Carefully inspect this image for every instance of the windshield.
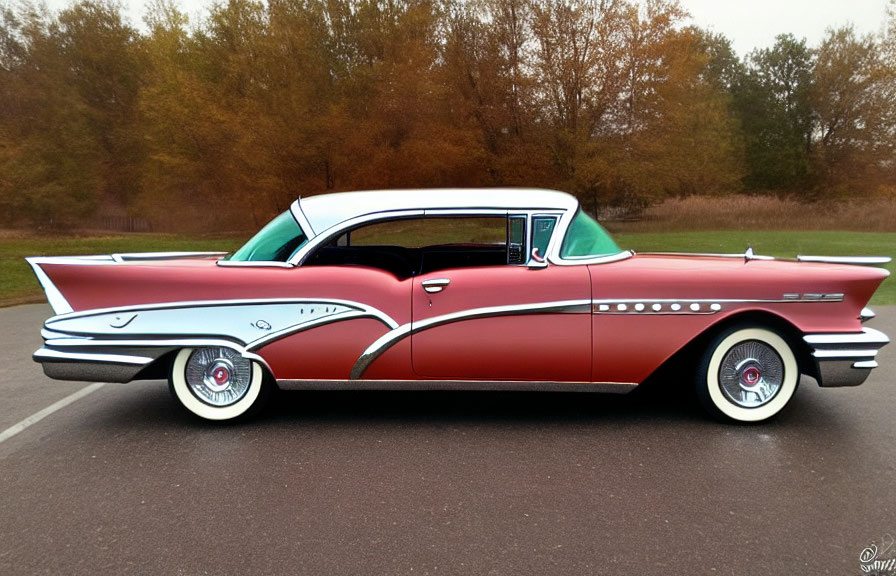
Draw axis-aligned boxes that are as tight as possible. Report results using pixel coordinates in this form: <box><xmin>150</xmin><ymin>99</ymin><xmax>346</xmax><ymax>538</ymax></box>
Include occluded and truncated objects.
<box><xmin>227</xmin><ymin>211</ymin><xmax>308</xmax><ymax>262</ymax></box>
<box><xmin>560</xmin><ymin>210</ymin><xmax>621</xmax><ymax>259</ymax></box>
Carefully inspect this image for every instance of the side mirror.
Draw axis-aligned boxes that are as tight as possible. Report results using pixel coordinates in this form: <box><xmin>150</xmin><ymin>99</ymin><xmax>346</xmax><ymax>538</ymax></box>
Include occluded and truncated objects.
<box><xmin>527</xmin><ymin>248</ymin><xmax>548</xmax><ymax>269</ymax></box>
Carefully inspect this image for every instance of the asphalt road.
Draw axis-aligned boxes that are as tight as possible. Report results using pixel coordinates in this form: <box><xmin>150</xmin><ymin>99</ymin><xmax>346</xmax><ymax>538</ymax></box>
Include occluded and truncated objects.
<box><xmin>1</xmin><ymin>304</ymin><xmax>894</xmax><ymax>576</ymax></box>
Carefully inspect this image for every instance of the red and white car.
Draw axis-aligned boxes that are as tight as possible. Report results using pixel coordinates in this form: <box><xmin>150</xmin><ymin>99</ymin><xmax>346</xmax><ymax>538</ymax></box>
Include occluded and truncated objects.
<box><xmin>28</xmin><ymin>189</ymin><xmax>890</xmax><ymax>422</ymax></box>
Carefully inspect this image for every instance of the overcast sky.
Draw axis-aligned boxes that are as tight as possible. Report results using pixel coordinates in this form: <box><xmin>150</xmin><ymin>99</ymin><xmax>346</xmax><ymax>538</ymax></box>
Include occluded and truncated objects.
<box><xmin>679</xmin><ymin>0</ymin><xmax>890</xmax><ymax>55</ymax></box>
<box><xmin>40</xmin><ymin>0</ymin><xmax>893</xmax><ymax>57</ymax></box>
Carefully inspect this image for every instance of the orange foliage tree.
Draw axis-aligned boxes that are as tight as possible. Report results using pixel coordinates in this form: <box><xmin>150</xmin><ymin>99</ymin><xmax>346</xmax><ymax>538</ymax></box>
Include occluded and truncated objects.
<box><xmin>0</xmin><ymin>0</ymin><xmax>893</xmax><ymax>231</ymax></box>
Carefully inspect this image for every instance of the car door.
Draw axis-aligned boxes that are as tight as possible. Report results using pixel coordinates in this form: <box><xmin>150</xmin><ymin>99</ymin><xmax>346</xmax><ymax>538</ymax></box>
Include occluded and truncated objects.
<box><xmin>411</xmin><ymin>263</ymin><xmax>592</xmax><ymax>381</ymax></box>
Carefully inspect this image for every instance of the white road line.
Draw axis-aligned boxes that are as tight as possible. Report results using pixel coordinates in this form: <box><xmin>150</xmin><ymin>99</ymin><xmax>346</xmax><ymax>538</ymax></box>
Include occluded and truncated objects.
<box><xmin>0</xmin><ymin>382</ymin><xmax>106</xmax><ymax>445</ymax></box>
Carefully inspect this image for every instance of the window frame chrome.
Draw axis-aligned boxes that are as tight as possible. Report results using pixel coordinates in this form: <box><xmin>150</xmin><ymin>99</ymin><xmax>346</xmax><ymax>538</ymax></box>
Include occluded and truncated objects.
<box><xmin>545</xmin><ymin>207</ymin><xmax>632</xmax><ymax>266</ymax></box>
<box><xmin>219</xmin><ymin>193</ymin><xmax>635</xmax><ymax>269</ymax></box>
<box><xmin>289</xmin><ymin>209</ymin><xmax>426</xmax><ymax>266</ymax></box>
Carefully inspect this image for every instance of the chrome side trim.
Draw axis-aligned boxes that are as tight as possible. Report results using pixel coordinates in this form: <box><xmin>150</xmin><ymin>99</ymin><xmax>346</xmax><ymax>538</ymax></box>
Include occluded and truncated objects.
<box><xmin>291</xmin><ymin>198</ymin><xmax>316</xmax><ymax>237</ymax></box>
<box><xmin>45</xmin><ymin>313</ymin><xmax>379</xmax><ymax>354</ymax></box>
<box><xmin>350</xmin><ymin>300</ymin><xmax>591</xmax><ymax>379</ymax></box>
<box><xmin>636</xmin><ymin>251</ymin><xmax>775</xmax><ymax>261</ymax></box>
<box><xmin>424</xmin><ymin>208</ymin><xmax>509</xmax><ymax>216</ymax></box>
<box><xmin>43</xmin><ymin>299</ymin><xmax>400</xmax><ymax>353</ymax></box>
<box><xmin>46</xmin><ymin>297</ymin><xmax>399</xmax><ymax>330</ymax></box>
<box><xmin>111</xmin><ymin>252</ymin><xmax>228</xmax><ymax>262</ymax></box>
<box><xmin>812</xmin><ymin>349</ymin><xmax>879</xmax><ymax>359</ymax></box>
<box><xmin>549</xmin><ymin>250</ymin><xmax>635</xmax><ymax>267</ymax></box>
<box><xmin>277</xmin><ymin>379</ymin><xmax>638</xmax><ymax>393</ymax></box>
<box><xmin>804</xmin><ymin>328</ymin><xmax>890</xmax><ymax>346</ymax></box>
<box><xmin>41</xmin><ymin>328</ymin><xmax>79</xmax><ymax>340</ymax></box>
<box><xmin>594</xmin><ymin>299</ymin><xmax>722</xmax><ymax>315</ymax></box>
<box><xmin>34</xmin><ymin>347</ymin><xmax>153</xmax><ymax>366</ymax></box>
<box><xmin>592</xmin><ymin>295</ymin><xmax>844</xmax><ymax>315</ymax></box>
<box><xmin>414</xmin><ymin>300</ymin><xmax>591</xmax><ymax>332</ymax></box>
<box><xmin>797</xmin><ymin>255</ymin><xmax>892</xmax><ymax>266</ymax></box>
<box><xmin>351</xmin><ymin>325</ymin><xmax>413</xmax><ymax>380</ymax></box>
<box><xmin>801</xmin><ymin>293</ymin><xmax>845</xmax><ymax>301</ymax></box>
<box><xmin>216</xmin><ymin>260</ymin><xmax>294</xmax><ymax>268</ymax></box>
<box><xmin>25</xmin><ymin>258</ymin><xmax>73</xmax><ymax>315</ymax></box>
<box><xmin>45</xmin><ymin>337</ymin><xmax>240</xmax><ymax>349</ymax></box>
<box><xmin>27</xmin><ymin>255</ymin><xmax>115</xmax><ymax>266</ymax></box>
<box><xmin>803</xmin><ymin>327</ymin><xmax>889</xmax><ymax>387</ymax></box>
<box><xmin>246</xmin><ymin>310</ymin><xmax>381</xmax><ymax>351</ymax></box>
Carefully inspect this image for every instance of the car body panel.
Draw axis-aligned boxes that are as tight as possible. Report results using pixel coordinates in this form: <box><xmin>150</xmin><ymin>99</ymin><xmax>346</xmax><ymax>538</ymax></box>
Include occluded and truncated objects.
<box><xmin>411</xmin><ymin>265</ymin><xmax>592</xmax><ymax>380</ymax></box>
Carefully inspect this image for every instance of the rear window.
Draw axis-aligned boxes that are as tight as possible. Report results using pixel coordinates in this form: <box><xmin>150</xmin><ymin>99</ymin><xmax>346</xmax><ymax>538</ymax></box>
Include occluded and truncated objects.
<box><xmin>227</xmin><ymin>211</ymin><xmax>308</xmax><ymax>262</ymax></box>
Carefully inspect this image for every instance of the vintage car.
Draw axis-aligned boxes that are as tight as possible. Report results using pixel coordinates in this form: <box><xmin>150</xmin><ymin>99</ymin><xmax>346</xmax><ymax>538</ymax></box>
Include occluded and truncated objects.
<box><xmin>27</xmin><ymin>188</ymin><xmax>890</xmax><ymax>422</ymax></box>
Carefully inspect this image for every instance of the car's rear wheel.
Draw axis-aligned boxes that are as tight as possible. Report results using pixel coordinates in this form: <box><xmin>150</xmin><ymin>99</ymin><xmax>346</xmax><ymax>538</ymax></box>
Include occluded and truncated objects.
<box><xmin>169</xmin><ymin>347</ymin><xmax>269</xmax><ymax>421</ymax></box>
<box><xmin>696</xmin><ymin>326</ymin><xmax>799</xmax><ymax>422</ymax></box>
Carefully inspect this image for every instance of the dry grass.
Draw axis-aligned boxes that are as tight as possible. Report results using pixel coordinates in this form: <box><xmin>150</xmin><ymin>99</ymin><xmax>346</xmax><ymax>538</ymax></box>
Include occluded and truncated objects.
<box><xmin>605</xmin><ymin>195</ymin><xmax>896</xmax><ymax>233</ymax></box>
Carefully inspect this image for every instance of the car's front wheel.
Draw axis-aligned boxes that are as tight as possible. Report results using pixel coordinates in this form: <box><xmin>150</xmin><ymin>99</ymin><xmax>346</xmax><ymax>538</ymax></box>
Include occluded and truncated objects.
<box><xmin>169</xmin><ymin>347</ymin><xmax>269</xmax><ymax>421</ymax></box>
<box><xmin>696</xmin><ymin>326</ymin><xmax>799</xmax><ymax>422</ymax></box>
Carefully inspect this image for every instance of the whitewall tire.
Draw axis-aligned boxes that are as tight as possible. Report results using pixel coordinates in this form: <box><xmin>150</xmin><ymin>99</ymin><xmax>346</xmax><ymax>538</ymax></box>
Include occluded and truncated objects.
<box><xmin>170</xmin><ymin>347</ymin><xmax>268</xmax><ymax>421</ymax></box>
<box><xmin>696</xmin><ymin>327</ymin><xmax>799</xmax><ymax>422</ymax></box>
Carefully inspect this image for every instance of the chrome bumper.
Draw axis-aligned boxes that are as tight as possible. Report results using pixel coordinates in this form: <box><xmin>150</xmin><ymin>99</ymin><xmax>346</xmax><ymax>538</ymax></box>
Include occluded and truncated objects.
<box><xmin>33</xmin><ymin>332</ymin><xmax>175</xmax><ymax>383</ymax></box>
<box><xmin>804</xmin><ymin>327</ymin><xmax>889</xmax><ymax>387</ymax></box>
<box><xmin>34</xmin><ymin>348</ymin><xmax>155</xmax><ymax>382</ymax></box>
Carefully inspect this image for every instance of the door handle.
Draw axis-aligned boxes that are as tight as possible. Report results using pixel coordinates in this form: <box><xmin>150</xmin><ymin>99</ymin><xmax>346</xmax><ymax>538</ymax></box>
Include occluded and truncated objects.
<box><xmin>421</xmin><ymin>278</ymin><xmax>450</xmax><ymax>294</ymax></box>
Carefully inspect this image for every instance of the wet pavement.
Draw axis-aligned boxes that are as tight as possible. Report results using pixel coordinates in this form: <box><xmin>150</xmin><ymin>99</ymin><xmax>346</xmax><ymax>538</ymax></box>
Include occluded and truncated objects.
<box><xmin>1</xmin><ymin>304</ymin><xmax>894</xmax><ymax>575</ymax></box>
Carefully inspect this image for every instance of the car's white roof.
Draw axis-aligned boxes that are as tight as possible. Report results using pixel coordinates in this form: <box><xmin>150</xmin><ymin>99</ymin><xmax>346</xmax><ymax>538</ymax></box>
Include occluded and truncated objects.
<box><xmin>297</xmin><ymin>188</ymin><xmax>580</xmax><ymax>235</ymax></box>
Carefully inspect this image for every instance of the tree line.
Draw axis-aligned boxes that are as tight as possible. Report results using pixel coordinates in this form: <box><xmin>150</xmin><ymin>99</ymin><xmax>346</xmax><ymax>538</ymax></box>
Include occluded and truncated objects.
<box><xmin>1</xmin><ymin>0</ymin><xmax>895</xmax><ymax>231</ymax></box>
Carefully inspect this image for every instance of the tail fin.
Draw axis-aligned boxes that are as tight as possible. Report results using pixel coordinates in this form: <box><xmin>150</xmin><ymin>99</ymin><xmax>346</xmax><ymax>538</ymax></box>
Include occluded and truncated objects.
<box><xmin>27</xmin><ymin>257</ymin><xmax>81</xmax><ymax>314</ymax></box>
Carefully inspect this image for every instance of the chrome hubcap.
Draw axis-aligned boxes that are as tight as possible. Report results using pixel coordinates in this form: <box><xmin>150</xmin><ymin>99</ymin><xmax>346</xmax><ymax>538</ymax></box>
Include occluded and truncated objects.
<box><xmin>185</xmin><ymin>348</ymin><xmax>252</xmax><ymax>407</ymax></box>
<box><xmin>718</xmin><ymin>340</ymin><xmax>784</xmax><ymax>408</ymax></box>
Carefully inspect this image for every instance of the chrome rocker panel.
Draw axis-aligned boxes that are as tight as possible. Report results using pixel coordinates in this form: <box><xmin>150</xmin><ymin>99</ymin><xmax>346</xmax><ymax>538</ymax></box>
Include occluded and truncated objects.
<box><xmin>803</xmin><ymin>327</ymin><xmax>889</xmax><ymax>387</ymax></box>
<box><xmin>277</xmin><ymin>380</ymin><xmax>637</xmax><ymax>393</ymax></box>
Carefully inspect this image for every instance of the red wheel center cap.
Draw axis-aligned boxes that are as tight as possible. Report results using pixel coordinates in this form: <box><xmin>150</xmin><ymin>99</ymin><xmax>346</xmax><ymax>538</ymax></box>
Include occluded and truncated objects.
<box><xmin>214</xmin><ymin>368</ymin><xmax>230</xmax><ymax>385</ymax></box>
<box><xmin>742</xmin><ymin>367</ymin><xmax>761</xmax><ymax>386</ymax></box>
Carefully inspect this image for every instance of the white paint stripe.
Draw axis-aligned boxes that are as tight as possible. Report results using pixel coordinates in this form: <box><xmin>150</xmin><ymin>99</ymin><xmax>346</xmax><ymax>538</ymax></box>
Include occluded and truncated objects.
<box><xmin>0</xmin><ymin>382</ymin><xmax>106</xmax><ymax>444</ymax></box>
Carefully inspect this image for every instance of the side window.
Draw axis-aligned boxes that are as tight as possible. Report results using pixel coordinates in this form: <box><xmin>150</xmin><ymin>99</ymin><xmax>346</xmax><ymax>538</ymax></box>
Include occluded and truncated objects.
<box><xmin>348</xmin><ymin>217</ymin><xmax>505</xmax><ymax>247</ymax></box>
<box><xmin>305</xmin><ymin>216</ymin><xmax>512</xmax><ymax>277</ymax></box>
<box><xmin>530</xmin><ymin>216</ymin><xmax>557</xmax><ymax>261</ymax></box>
<box><xmin>508</xmin><ymin>216</ymin><xmax>526</xmax><ymax>264</ymax></box>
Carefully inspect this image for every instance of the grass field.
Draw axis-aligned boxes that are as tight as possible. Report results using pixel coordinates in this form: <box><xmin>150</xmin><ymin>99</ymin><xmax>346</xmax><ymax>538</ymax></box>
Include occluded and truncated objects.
<box><xmin>2</xmin><ymin>228</ymin><xmax>892</xmax><ymax>306</ymax></box>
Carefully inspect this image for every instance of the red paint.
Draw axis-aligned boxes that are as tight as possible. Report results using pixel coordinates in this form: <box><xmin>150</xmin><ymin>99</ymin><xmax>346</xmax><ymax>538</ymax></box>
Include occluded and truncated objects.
<box><xmin>36</xmin><ymin>252</ymin><xmax>888</xmax><ymax>386</ymax></box>
<box><xmin>256</xmin><ymin>318</ymin><xmax>390</xmax><ymax>380</ymax></box>
<box><xmin>411</xmin><ymin>265</ymin><xmax>591</xmax><ymax>380</ymax></box>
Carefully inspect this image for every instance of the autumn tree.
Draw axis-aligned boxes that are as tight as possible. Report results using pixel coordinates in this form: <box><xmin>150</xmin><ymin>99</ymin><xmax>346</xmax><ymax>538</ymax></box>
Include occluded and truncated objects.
<box><xmin>438</xmin><ymin>0</ymin><xmax>551</xmax><ymax>185</ymax></box>
<box><xmin>733</xmin><ymin>34</ymin><xmax>814</xmax><ymax>192</ymax></box>
<box><xmin>0</xmin><ymin>1</ymin><xmax>143</xmax><ymax>226</ymax></box>
<box><xmin>6</xmin><ymin>0</ymin><xmax>895</xmax><ymax>232</ymax></box>
<box><xmin>811</xmin><ymin>26</ymin><xmax>895</xmax><ymax>195</ymax></box>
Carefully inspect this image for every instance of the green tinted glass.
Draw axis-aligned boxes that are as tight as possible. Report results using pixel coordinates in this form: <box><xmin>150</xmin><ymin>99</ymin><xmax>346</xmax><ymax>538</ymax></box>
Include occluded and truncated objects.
<box><xmin>509</xmin><ymin>216</ymin><xmax>525</xmax><ymax>245</ymax></box>
<box><xmin>531</xmin><ymin>216</ymin><xmax>557</xmax><ymax>259</ymax></box>
<box><xmin>560</xmin><ymin>210</ymin><xmax>621</xmax><ymax>258</ymax></box>
<box><xmin>228</xmin><ymin>211</ymin><xmax>307</xmax><ymax>262</ymax></box>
